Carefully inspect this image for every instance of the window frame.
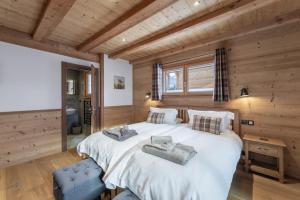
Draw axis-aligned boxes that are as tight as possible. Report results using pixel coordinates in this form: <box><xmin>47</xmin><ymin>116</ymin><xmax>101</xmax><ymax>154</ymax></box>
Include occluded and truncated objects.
<box><xmin>163</xmin><ymin>66</ymin><xmax>185</xmax><ymax>95</ymax></box>
<box><xmin>162</xmin><ymin>61</ymin><xmax>214</xmax><ymax>97</ymax></box>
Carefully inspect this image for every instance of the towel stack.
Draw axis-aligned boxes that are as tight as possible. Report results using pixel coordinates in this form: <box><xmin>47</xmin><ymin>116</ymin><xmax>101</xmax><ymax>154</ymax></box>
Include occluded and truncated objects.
<box><xmin>103</xmin><ymin>125</ymin><xmax>138</xmax><ymax>141</ymax></box>
<box><xmin>142</xmin><ymin>136</ymin><xmax>197</xmax><ymax>165</ymax></box>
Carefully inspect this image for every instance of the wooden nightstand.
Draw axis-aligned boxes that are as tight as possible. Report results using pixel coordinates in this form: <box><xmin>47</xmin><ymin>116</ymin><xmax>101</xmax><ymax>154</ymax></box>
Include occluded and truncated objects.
<box><xmin>243</xmin><ymin>134</ymin><xmax>286</xmax><ymax>183</ymax></box>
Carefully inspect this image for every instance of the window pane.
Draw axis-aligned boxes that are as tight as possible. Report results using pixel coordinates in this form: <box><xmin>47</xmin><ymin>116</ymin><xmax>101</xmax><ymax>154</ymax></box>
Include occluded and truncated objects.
<box><xmin>67</xmin><ymin>80</ymin><xmax>75</xmax><ymax>95</ymax></box>
<box><xmin>164</xmin><ymin>68</ymin><xmax>183</xmax><ymax>93</ymax></box>
<box><xmin>87</xmin><ymin>73</ymin><xmax>92</xmax><ymax>95</ymax></box>
<box><xmin>188</xmin><ymin>64</ymin><xmax>214</xmax><ymax>92</ymax></box>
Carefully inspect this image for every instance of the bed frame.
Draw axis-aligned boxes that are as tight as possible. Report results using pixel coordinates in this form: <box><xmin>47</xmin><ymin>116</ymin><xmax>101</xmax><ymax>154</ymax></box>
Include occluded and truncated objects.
<box><xmin>157</xmin><ymin>105</ymin><xmax>240</xmax><ymax>136</ymax></box>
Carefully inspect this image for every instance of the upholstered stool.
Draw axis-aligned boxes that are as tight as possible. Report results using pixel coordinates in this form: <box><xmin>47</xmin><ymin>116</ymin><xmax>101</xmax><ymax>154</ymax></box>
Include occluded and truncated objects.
<box><xmin>113</xmin><ymin>190</ymin><xmax>140</xmax><ymax>200</ymax></box>
<box><xmin>53</xmin><ymin>158</ymin><xmax>106</xmax><ymax>200</ymax></box>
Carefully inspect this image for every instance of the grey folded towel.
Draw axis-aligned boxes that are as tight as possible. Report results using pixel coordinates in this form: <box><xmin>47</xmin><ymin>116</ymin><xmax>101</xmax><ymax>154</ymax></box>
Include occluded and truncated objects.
<box><xmin>104</xmin><ymin>127</ymin><xmax>122</xmax><ymax>137</ymax></box>
<box><xmin>144</xmin><ymin>143</ymin><xmax>176</xmax><ymax>151</ymax></box>
<box><xmin>103</xmin><ymin>126</ymin><xmax>138</xmax><ymax>141</ymax></box>
<box><xmin>142</xmin><ymin>143</ymin><xmax>197</xmax><ymax>165</ymax></box>
<box><xmin>151</xmin><ymin>136</ymin><xmax>172</xmax><ymax>145</ymax></box>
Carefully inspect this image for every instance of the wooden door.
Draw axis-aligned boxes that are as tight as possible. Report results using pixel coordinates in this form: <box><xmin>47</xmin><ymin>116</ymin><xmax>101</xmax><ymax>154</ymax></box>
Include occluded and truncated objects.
<box><xmin>91</xmin><ymin>65</ymin><xmax>99</xmax><ymax>133</ymax></box>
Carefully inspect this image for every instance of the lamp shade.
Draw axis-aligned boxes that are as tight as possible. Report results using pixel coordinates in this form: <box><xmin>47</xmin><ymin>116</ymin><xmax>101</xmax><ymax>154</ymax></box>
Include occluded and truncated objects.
<box><xmin>240</xmin><ymin>88</ymin><xmax>249</xmax><ymax>97</ymax></box>
<box><xmin>145</xmin><ymin>91</ymin><xmax>151</xmax><ymax>99</ymax></box>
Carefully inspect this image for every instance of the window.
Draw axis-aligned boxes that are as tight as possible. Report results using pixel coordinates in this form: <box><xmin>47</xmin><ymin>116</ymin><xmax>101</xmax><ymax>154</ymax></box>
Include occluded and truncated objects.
<box><xmin>85</xmin><ymin>72</ymin><xmax>92</xmax><ymax>96</ymax></box>
<box><xmin>187</xmin><ymin>64</ymin><xmax>214</xmax><ymax>93</ymax></box>
<box><xmin>164</xmin><ymin>68</ymin><xmax>184</xmax><ymax>93</ymax></box>
<box><xmin>163</xmin><ymin>62</ymin><xmax>214</xmax><ymax>95</ymax></box>
<box><xmin>67</xmin><ymin>80</ymin><xmax>76</xmax><ymax>95</ymax></box>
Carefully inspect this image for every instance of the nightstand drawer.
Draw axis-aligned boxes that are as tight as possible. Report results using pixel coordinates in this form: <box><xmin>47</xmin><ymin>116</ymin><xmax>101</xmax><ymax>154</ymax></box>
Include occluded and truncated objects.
<box><xmin>249</xmin><ymin>143</ymin><xmax>278</xmax><ymax>157</ymax></box>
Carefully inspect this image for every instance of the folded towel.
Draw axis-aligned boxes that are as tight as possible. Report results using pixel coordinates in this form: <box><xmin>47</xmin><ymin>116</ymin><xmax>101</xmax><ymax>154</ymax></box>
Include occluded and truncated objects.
<box><xmin>120</xmin><ymin>126</ymin><xmax>136</xmax><ymax>136</ymax></box>
<box><xmin>142</xmin><ymin>143</ymin><xmax>197</xmax><ymax>165</ymax></box>
<box><xmin>143</xmin><ymin>143</ymin><xmax>176</xmax><ymax>151</ymax></box>
<box><xmin>151</xmin><ymin>136</ymin><xmax>172</xmax><ymax>145</ymax></box>
<box><xmin>103</xmin><ymin>127</ymin><xmax>122</xmax><ymax>137</ymax></box>
<box><xmin>103</xmin><ymin>126</ymin><xmax>138</xmax><ymax>141</ymax></box>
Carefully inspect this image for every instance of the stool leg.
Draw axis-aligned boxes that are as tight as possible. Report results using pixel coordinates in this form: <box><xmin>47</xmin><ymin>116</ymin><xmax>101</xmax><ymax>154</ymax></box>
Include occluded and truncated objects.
<box><xmin>111</xmin><ymin>189</ymin><xmax>117</xmax><ymax>198</ymax></box>
<box><xmin>279</xmin><ymin>148</ymin><xmax>284</xmax><ymax>183</ymax></box>
<box><xmin>99</xmin><ymin>189</ymin><xmax>111</xmax><ymax>200</ymax></box>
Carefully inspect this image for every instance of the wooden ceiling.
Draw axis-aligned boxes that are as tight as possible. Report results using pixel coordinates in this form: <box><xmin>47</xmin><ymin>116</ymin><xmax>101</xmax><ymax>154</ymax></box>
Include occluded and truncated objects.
<box><xmin>1</xmin><ymin>0</ymin><xmax>300</xmax><ymax>63</ymax></box>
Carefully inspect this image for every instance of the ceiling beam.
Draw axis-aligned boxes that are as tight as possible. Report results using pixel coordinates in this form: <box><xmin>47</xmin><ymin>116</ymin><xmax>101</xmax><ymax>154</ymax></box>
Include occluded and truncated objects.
<box><xmin>109</xmin><ymin>0</ymin><xmax>272</xmax><ymax>58</ymax></box>
<box><xmin>130</xmin><ymin>9</ymin><xmax>300</xmax><ymax>65</ymax></box>
<box><xmin>77</xmin><ymin>0</ymin><xmax>177</xmax><ymax>52</ymax></box>
<box><xmin>0</xmin><ymin>26</ymin><xmax>99</xmax><ymax>62</ymax></box>
<box><xmin>33</xmin><ymin>0</ymin><xmax>77</xmax><ymax>41</ymax></box>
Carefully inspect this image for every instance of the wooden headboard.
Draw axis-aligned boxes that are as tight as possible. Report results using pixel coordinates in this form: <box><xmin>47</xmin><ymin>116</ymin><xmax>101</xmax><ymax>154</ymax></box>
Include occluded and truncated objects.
<box><xmin>157</xmin><ymin>105</ymin><xmax>240</xmax><ymax>136</ymax></box>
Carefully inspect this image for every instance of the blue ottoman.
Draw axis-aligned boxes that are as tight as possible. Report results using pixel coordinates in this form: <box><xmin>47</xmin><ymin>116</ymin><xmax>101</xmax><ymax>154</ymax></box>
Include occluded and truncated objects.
<box><xmin>53</xmin><ymin>158</ymin><xmax>106</xmax><ymax>200</ymax></box>
<box><xmin>113</xmin><ymin>190</ymin><xmax>140</xmax><ymax>200</ymax></box>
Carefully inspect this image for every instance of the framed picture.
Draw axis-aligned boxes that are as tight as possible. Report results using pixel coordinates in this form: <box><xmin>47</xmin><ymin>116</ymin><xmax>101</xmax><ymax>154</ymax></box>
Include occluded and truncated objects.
<box><xmin>114</xmin><ymin>76</ymin><xmax>125</xmax><ymax>89</ymax></box>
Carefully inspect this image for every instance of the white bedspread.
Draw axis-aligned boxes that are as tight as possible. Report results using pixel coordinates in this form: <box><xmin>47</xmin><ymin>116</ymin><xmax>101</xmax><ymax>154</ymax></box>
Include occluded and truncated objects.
<box><xmin>77</xmin><ymin>122</ymin><xmax>179</xmax><ymax>173</ymax></box>
<box><xmin>103</xmin><ymin>124</ymin><xmax>242</xmax><ymax>200</ymax></box>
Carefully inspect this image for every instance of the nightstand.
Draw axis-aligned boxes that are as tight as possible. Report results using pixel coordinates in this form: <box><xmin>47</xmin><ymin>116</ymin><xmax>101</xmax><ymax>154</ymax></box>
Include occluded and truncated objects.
<box><xmin>243</xmin><ymin>134</ymin><xmax>286</xmax><ymax>183</ymax></box>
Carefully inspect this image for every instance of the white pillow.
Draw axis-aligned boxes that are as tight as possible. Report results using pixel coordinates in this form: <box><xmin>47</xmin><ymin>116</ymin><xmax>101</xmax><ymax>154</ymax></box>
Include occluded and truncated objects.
<box><xmin>150</xmin><ymin>107</ymin><xmax>178</xmax><ymax>124</ymax></box>
<box><xmin>187</xmin><ymin>109</ymin><xmax>234</xmax><ymax>132</ymax></box>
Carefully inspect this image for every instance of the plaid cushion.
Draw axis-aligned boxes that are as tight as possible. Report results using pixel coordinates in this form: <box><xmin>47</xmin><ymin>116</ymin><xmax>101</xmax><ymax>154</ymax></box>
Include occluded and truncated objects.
<box><xmin>147</xmin><ymin>112</ymin><xmax>165</xmax><ymax>124</ymax></box>
<box><xmin>192</xmin><ymin>115</ymin><xmax>222</xmax><ymax>135</ymax></box>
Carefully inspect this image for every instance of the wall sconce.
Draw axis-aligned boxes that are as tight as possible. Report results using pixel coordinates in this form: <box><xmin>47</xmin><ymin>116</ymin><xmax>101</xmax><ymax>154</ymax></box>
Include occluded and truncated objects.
<box><xmin>240</xmin><ymin>88</ymin><xmax>249</xmax><ymax>97</ymax></box>
<box><xmin>145</xmin><ymin>91</ymin><xmax>151</xmax><ymax>99</ymax></box>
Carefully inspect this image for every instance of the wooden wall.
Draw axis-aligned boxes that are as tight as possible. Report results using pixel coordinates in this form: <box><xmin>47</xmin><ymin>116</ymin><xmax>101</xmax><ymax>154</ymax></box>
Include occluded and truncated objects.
<box><xmin>0</xmin><ymin>105</ymin><xmax>133</xmax><ymax>168</ymax></box>
<box><xmin>133</xmin><ymin>22</ymin><xmax>300</xmax><ymax>179</ymax></box>
<box><xmin>0</xmin><ymin>110</ymin><xmax>62</xmax><ymax>169</ymax></box>
<box><xmin>103</xmin><ymin>106</ymin><xmax>134</xmax><ymax>129</ymax></box>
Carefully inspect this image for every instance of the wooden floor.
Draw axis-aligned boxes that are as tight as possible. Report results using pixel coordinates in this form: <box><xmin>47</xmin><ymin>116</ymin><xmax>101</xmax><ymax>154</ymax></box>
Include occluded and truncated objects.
<box><xmin>0</xmin><ymin>150</ymin><xmax>299</xmax><ymax>200</ymax></box>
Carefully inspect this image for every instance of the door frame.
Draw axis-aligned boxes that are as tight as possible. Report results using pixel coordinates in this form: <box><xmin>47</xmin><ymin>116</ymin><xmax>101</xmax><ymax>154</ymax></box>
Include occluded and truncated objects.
<box><xmin>61</xmin><ymin>62</ymin><xmax>100</xmax><ymax>152</ymax></box>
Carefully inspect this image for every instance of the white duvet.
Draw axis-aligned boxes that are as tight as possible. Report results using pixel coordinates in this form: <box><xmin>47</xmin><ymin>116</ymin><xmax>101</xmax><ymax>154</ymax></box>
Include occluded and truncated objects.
<box><xmin>77</xmin><ymin>122</ymin><xmax>178</xmax><ymax>173</ymax></box>
<box><xmin>103</xmin><ymin>124</ymin><xmax>242</xmax><ymax>200</ymax></box>
<box><xmin>77</xmin><ymin>122</ymin><xmax>242</xmax><ymax>200</ymax></box>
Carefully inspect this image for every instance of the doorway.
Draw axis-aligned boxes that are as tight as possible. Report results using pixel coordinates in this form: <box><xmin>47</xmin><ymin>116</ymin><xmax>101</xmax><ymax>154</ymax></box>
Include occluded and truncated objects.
<box><xmin>61</xmin><ymin>62</ymin><xmax>99</xmax><ymax>151</ymax></box>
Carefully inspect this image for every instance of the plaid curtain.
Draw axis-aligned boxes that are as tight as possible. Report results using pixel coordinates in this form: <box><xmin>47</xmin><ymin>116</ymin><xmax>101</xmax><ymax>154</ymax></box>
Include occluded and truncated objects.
<box><xmin>213</xmin><ymin>48</ymin><xmax>230</xmax><ymax>102</ymax></box>
<box><xmin>152</xmin><ymin>63</ymin><xmax>163</xmax><ymax>101</ymax></box>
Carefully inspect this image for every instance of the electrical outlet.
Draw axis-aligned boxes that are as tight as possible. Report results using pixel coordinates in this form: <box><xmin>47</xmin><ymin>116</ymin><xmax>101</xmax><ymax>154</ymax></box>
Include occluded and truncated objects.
<box><xmin>248</xmin><ymin>120</ymin><xmax>255</xmax><ymax>126</ymax></box>
<box><xmin>241</xmin><ymin>120</ymin><xmax>255</xmax><ymax>126</ymax></box>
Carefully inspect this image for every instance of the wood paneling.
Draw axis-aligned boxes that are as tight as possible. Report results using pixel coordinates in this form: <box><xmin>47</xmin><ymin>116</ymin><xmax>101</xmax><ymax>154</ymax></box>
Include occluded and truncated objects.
<box><xmin>130</xmin><ymin>8</ymin><xmax>300</xmax><ymax>64</ymax></box>
<box><xmin>33</xmin><ymin>0</ymin><xmax>76</xmax><ymax>41</ymax></box>
<box><xmin>0</xmin><ymin>0</ymin><xmax>46</xmax><ymax>34</ymax></box>
<box><xmin>103</xmin><ymin>106</ymin><xmax>134</xmax><ymax>129</ymax></box>
<box><xmin>0</xmin><ymin>109</ymin><xmax>62</xmax><ymax>169</ymax></box>
<box><xmin>0</xmin><ymin>105</ymin><xmax>131</xmax><ymax>168</ymax></box>
<box><xmin>133</xmin><ymin>22</ymin><xmax>300</xmax><ymax>179</ymax></box>
<box><xmin>109</xmin><ymin>0</ymin><xmax>257</xmax><ymax>58</ymax></box>
<box><xmin>105</xmin><ymin>0</ymin><xmax>300</xmax><ymax>60</ymax></box>
<box><xmin>0</xmin><ymin>26</ymin><xmax>99</xmax><ymax>62</ymax></box>
<box><xmin>48</xmin><ymin>0</ymin><xmax>144</xmax><ymax>47</ymax></box>
<box><xmin>1</xmin><ymin>0</ymin><xmax>300</xmax><ymax>62</ymax></box>
<box><xmin>78</xmin><ymin>0</ymin><xmax>177</xmax><ymax>52</ymax></box>
<box><xmin>93</xmin><ymin>0</ymin><xmax>243</xmax><ymax>54</ymax></box>
<box><xmin>99</xmin><ymin>54</ymin><xmax>105</xmax><ymax>130</ymax></box>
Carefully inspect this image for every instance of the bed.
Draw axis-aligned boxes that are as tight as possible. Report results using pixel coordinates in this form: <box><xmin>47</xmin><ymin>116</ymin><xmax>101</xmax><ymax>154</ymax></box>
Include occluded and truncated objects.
<box><xmin>77</xmin><ymin>106</ymin><xmax>242</xmax><ymax>200</ymax></box>
<box><xmin>77</xmin><ymin>122</ymin><xmax>179</xmax><ymax>172</ymax></box>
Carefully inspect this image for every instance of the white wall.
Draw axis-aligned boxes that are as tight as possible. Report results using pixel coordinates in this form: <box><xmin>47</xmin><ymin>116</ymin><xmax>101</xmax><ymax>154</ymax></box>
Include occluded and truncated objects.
<box><xmin>104</xmin><ymin>54</ymin><xmax>133</xmax><ymax>106</ymax></box>
<box><xmin>0</xmin><ymin>42</ymin><xmax>133</xmax><ymax>112</ymax></box>
<box><xmin>0</xmin><ymin>41</ymin><xmax>99</xmax><ymax>112</ymax></box>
